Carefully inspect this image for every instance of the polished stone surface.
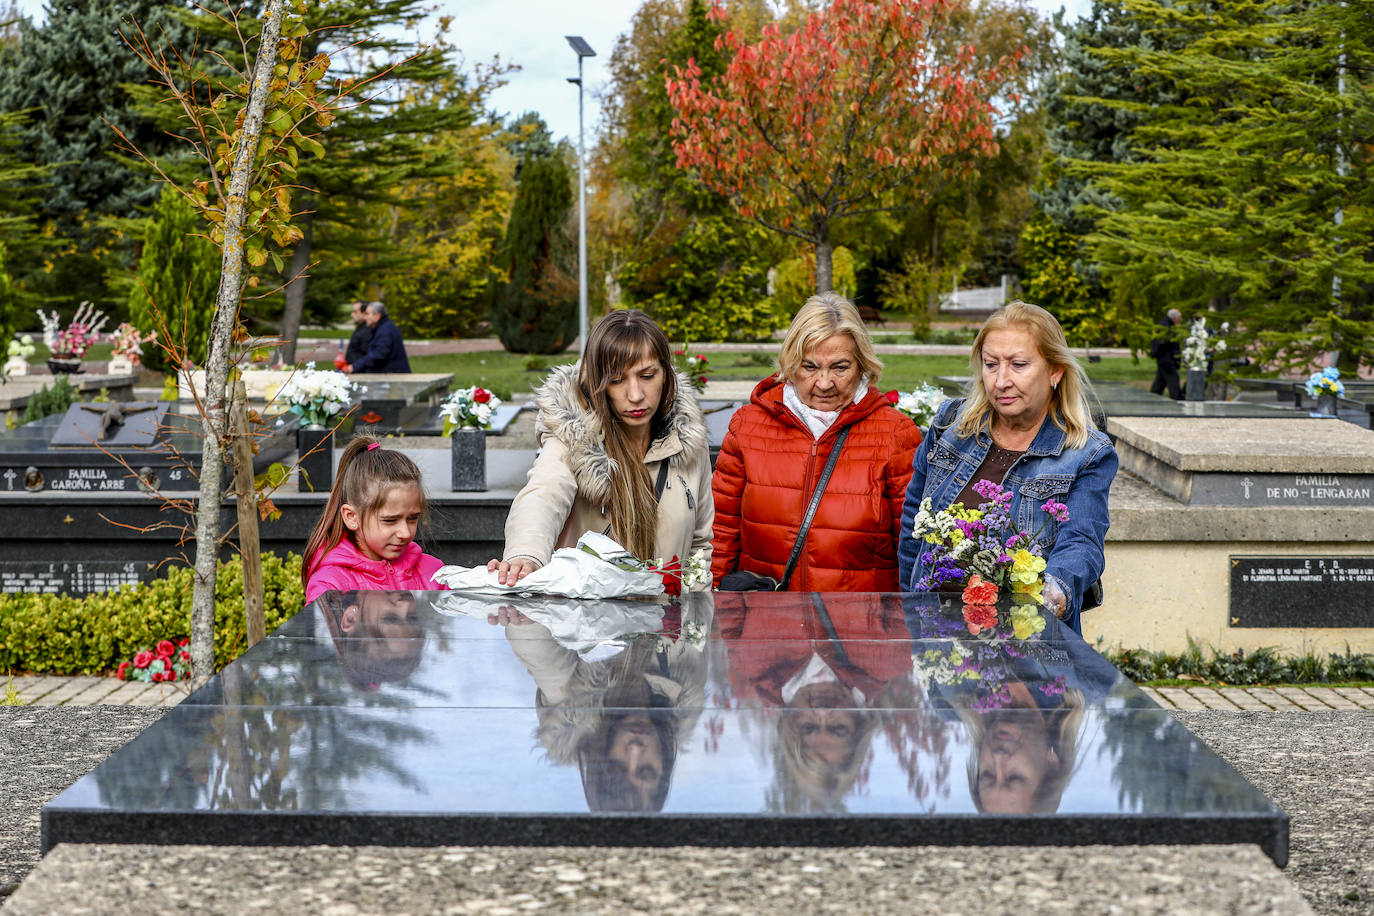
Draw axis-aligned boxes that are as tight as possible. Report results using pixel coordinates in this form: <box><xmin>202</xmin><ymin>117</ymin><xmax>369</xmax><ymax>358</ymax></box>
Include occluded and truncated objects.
<box><xmin>43</xmin><ymin>592</ymin><xmax>1287</xmax><ymax>863</ymax></box>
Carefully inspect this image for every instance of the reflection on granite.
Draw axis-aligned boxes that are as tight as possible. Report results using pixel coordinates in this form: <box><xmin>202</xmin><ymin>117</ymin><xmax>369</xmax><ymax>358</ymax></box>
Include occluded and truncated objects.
<box><xmin>44</xmin><ymin>591</ymin><xmax>1287</xmax><ymax>863</ymax></box>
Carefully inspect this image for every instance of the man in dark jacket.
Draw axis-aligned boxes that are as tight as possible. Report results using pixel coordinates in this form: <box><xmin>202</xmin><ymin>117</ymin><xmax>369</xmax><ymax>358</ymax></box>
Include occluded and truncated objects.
<box><xmin>1149</xmin><ymin>308</ymin><xmax>1183</xmax><ymax>400</ymax></box>
<box><xmin>343</xmin><ymin>301</ymin><xmax>374</xmax><ymax>366</ymax></box>
<box><xmin>345</xmin><ymin>302</ymin><xmax>411</xmax><ymax>374</ymax></box>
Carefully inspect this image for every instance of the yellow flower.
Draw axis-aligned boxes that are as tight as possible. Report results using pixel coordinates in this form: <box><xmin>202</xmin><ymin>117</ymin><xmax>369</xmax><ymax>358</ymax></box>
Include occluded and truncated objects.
<box><xmin>1010</xmin><ymin>604</ymin><xmax>1046</xmax><ymax>640</ymax></box>
<box><xmin>1011</xmin><ymin>577</ymin><xmax>1043</xmax><ymax>603</ymax></box>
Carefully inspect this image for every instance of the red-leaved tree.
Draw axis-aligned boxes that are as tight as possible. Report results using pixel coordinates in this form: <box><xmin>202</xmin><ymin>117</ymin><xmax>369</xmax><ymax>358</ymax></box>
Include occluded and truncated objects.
<box><xmin>667</xmin><ymin>0</ymin><xmax>1021</xmax><ymax>294</ymax></box>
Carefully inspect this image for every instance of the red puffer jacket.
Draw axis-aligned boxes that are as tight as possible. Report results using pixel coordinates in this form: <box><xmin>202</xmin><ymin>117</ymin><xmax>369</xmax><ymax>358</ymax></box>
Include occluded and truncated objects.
<box><xmin>711</xmin><ymin>376</ymin><xmax>922</xmax><ymax>592</ymax></box>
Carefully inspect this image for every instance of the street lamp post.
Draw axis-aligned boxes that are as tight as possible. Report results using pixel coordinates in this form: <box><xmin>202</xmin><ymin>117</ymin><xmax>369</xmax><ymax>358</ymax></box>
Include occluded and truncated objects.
<box><xmin>566</xmin><ymin>36</ymin><xmax>596</xmax><ymax>353</ymax></box>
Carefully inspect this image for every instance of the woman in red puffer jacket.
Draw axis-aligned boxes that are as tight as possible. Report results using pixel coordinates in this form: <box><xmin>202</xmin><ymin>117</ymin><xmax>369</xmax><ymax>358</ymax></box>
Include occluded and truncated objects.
<box><xmin>711</xmin><ymin>294</ymin><xmax>922</xmax><ymax>592</ymax></box>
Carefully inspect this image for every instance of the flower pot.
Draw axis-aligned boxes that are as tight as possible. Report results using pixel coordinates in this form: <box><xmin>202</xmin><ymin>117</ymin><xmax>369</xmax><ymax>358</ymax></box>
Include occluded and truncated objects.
<box><xmin>297</xmin><ymin>426</ymin><xmax>334</xmax><ymax>493</ymax></box>
<box><xmin>1316</xmin><ymin>392</ymin><xmax>1338</xmax><ymax>418</ymax></box>
<box><xmin>107</xmin><ymin>355</ymin><xmax>135</xmax><ymax>375</ymax></box>
<box><xmin>1185</xmin><ymin>367</ymin><xmax>1206</xmax><ymax>402</ymax></box>
<box><xmin>47</xmin><ymin>356</ymin><xmax>84</xmax><ymax>374</ymax></box>
<box><xmin>450</xmin><ymin>427</ymin><xmax>487</xmax><ymax>491</ymax></box>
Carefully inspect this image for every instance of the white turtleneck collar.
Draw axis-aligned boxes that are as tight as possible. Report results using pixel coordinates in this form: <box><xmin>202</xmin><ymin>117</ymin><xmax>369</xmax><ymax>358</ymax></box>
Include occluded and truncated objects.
<box><xmin>782</xmin><ymin>380</ymin><xmax>868</xmax><ymax>440</ymax></box>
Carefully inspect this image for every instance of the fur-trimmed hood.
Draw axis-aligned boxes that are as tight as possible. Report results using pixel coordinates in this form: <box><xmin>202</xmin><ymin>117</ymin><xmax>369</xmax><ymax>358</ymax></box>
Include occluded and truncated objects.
<box><xmin>533</xmin><ymin>362</ymin><xmax>709</xmax><ymax>508</ymax></box>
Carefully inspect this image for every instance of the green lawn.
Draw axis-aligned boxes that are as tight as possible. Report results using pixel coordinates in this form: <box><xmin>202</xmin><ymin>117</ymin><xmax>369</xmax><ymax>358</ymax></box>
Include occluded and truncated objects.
<box><xmin>407</xmin><ymin>348</ymin><xmax>1153</xmax><ymax>400</ymax></box>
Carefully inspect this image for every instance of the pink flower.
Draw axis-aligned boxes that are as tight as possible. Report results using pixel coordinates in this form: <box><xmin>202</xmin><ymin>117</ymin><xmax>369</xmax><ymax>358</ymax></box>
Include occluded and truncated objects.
<box><xmin>1041</xmin><ymin>499</ymin><xmax>1070</xmax><ymax>523</ymax></box>
<box><xmin>133</xmin><ymin>651</ymin><xmax>153</xmax><ymax>669</ymax></box>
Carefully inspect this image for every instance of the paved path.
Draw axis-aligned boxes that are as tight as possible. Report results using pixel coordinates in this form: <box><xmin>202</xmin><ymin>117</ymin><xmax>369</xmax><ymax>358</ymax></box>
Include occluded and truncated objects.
<box><xmin>8</xmin><ymin>674</ymin><xmax>1373</xmax><ymax>711</ymax></box>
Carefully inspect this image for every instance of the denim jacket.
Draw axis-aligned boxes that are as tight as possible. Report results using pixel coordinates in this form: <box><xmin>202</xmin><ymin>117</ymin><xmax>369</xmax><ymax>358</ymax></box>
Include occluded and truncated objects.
<box><xmin>896</xmin><ymin>398</ymin><xmax>1118</xmax><ymax>633</ymax></box>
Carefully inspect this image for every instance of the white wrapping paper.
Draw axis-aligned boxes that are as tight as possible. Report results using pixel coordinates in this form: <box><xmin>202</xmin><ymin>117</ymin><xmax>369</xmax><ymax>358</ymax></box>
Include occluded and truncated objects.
<box><xmin>431</xmin><ymin>531</ymin><xmax>665</xmax><ymax>600</ymax></box>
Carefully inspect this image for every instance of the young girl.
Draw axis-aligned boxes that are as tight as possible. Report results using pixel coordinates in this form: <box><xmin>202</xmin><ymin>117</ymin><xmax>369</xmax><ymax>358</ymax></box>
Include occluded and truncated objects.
<box><xmin>302</xmin><ymin>436</ymin><xmax>448</xmax><ymax>602</ymax></box>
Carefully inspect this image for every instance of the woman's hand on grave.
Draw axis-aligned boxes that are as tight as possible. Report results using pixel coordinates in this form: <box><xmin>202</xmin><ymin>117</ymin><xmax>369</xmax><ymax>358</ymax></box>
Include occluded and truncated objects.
<box><xmin>487</xmin><ymin>605</ymin><xmax>531</xmax><ymax>627</ymax></box>
<box><xmin>1044</xmin><ymin>580</ymin><xmax>1068</xmax><ymax>619</ymax></box>
<box><xmin>487</xmin><ymin>557</ymin><xmax>540</xmax><ymax>587</ymax></box>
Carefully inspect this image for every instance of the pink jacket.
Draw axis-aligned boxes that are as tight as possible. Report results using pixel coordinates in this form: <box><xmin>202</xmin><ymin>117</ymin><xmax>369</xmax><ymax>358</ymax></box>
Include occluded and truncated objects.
<box><xmin>305</xmin><ymin>538</ymin><xmax>448</xmax><ymax>603</ymax></box>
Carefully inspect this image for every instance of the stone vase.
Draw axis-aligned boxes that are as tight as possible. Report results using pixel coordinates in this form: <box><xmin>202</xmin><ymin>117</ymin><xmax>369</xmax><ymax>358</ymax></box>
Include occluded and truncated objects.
<box><xmin>1317</xmin><ymin>392</ymin><xmax>1338</xmax><ymax>417</ymax></box>
<box><xmin>450</xmin><ymin>427</ymin><xmax>487</xmax><ymax>491</ymax></box>
<box><xmin>297</xmin><ymin>425</ymin><xmax>334</xmax><ymax>493</ymax></box>
<box><xmin>107</xmin><ymin>355</ymin><xmax>135</xmax><ymax>375</ymax></box>
<box><xmin>2</xmin><ymin>356</ymin><xmax>27</xmax><ymax>378</ymax></box>
<box><xmin>1185</xmin><ymin>367</ymin><xmax>1206</xmax><ymax>402</ymax></box>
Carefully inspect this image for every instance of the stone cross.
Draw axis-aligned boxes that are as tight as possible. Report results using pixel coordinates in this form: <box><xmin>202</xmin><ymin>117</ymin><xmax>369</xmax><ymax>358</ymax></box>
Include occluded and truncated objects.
<box><xmin>2</xmin><ymin>468</ymin><xmax>15</xmax><ymax>491</ymax></box>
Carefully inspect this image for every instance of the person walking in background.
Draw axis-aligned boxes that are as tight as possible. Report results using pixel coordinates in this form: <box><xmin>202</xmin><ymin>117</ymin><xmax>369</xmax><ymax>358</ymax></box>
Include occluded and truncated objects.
<box><xmin>344</xmin><ymin>302</ymin><xmax>411</xmax><ymax>374</ymax></box>
<box><xmin>711</xmin><ymin>293</ymin><xmax>922</xmax><ymax>592</ymax></box>
<box><xmin>343</xmin><ymin>300</ymin><xmax>374</xmax><ymax>367</ymax></box>
<box><xmin>1149</xmin><ymin>308</ymin><xmax>1183</xmax><ymax>400</ymax></box>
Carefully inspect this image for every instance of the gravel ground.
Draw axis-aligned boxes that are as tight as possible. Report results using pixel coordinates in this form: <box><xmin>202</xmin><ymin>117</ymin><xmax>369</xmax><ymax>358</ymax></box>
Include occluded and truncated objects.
<box><xmin>2</xmin><ymin>706</ymin><xmax>1368</xmax><ymax>914</ymax></box>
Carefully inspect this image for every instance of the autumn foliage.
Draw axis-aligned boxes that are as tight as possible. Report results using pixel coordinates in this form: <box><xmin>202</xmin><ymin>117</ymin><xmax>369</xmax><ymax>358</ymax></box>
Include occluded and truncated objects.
<box><xmin>666</xmin><ymin>0</ymin><xmax>1021</xmax><ymax>293</ymax></box>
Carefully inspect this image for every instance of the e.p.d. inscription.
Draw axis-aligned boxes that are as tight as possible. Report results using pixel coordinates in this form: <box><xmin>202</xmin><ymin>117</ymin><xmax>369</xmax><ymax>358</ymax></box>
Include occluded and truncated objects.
<box><xmin>1230</xmin><ymin>556</ymin><xmax>1374</xmax><ymax>628</ymax></box>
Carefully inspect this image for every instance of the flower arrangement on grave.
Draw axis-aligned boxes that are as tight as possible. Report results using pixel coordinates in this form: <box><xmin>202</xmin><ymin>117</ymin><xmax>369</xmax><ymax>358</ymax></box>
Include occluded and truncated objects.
<box><xmin>3</xmin><ymin>334</ymin><xmax>35</xmax><ymax>380</ymax></box>
<box><xmin>579</xmin><ymin>539</ymin><xmax>711</xmax><ymax>597</ymax></box>
<box><xmin>1181</xmin><ymin>317</ymin><xmax>1226</xmax><ymax>372</ymax></box>
<box><xmin>887</xmin><ymin>382</ymin><xmax>949</xmax><ymax>428</ymax></box>
<box><xmin>1305</xmin><ymin>366</ymin><xmax>1344</xmax><ymax>398</ymax></box>
<box><xmin>37</xmin><ymin>302</ymin><xmax>109</xmax><ymax>358</ymax></box>
<box><xmin>116</xmin><ymin>638</ymin><xmax>191</xmax><ymax>683</ymax></box>
<box><xmin>672</xmin><ymin>347</ymin><xmax>709</xmax><ymax>393</ymax></box>
<box><xmin>911</xmin><ymin>478</ymin><xmax>1067</xmax><ymax>621</ymax></box>
<box><xmin>109</xmin><ymin>322</ymin><xmax>155</xmax><ymax>366</ymax></box>
<box><xmin>277</xmin><ymin>363</ymin><xmax>363</xmax><ymax>427</ymax></box>
<box><xmin>440</xmin><ymin>385</ymin><xmax>502</xmax><ymax>433</ymax></box>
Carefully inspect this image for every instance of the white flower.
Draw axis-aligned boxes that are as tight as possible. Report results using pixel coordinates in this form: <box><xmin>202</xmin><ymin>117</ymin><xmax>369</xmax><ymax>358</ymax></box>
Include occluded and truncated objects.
<box><xmin>892</xmin><ymin>383</ymin><xmax>948</xmax><ymax>428</ymax></box>
<box><xmin>441</xmin><ymin>386</ymin><xmax>503</xmax><ymax>432</ymax></box>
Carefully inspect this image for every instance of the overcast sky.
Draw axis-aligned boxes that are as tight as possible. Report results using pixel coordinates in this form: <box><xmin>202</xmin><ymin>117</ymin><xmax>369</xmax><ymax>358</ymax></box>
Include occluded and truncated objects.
<box><xmin>11</xmin><ymin>0</ymin><xmax>1092</xmax><ymax>142</ymax></box>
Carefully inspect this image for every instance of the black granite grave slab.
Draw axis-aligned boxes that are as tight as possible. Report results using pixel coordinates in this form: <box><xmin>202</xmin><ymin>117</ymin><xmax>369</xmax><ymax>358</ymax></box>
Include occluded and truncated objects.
<box><xmin>42</xmin><ymin>592</ymin><xmax>1288</xmax><ymax>865</ymax></box>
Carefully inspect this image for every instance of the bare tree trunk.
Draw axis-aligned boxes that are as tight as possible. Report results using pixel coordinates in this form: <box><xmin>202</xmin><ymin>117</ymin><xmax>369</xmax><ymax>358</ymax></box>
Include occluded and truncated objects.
<box><xmin>278</xmin><ymin>207</ymin><xmax>314</xmax><ymax>365</ymax></box>
<box><xmin>231</xmin><ymin>381</ymin><xmax>265</xmax><ymax>647</ymax></box>
<box><xmin>813</xmin><ymin>215</ymin><xmax>833</xmax><ymax>295</ymax></box>
<box><xmin>189</xmin><ymin>0</ymin><xmax>287</xmax><ymax>686</ymax></box>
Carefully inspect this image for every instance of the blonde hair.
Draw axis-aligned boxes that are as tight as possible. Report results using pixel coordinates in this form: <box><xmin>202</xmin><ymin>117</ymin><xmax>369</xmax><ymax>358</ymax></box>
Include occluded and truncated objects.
<box><xmin>957</xmin><ymin>688</ymin><xmax>1086</xmax><ymax>814</ymax></box>
<box><xmin>577</xmin><ymin>310</ymin><xmax>678</xmax><ymax>563</ymax></box>
<box><xmin>778</xmin><ymin>292</ymin><xmax>883</xmax><ymax>387</ymax></box>
<box><xmin>954</xmin><ymin>301</ymin><xmax>1096</xmax><ymax>449</ymax></box>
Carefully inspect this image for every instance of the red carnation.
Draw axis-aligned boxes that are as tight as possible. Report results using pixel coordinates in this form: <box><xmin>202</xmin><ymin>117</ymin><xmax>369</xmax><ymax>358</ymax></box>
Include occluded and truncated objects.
<box><xmin>156</xmin><ymin>640</ymin><xmax>176</xmax><ymax>658</ymax></box>
<box><xmin>962</xmin><ymin>602</ymin><xmax>998</xmax><ymax>634</ymax></box>
<box><xmin>961</xmin><ymin>574</ymin><xmax>1000</xmax><ymax>606</ymax></box>
<box><xmin>116</xmin><ymin>661</ymin><xmax>131</xmax><ymax>680</ymax></box>
<box><xmin>473</xmin><ymin>388</ymin><xmax>491</xmax><ymax>404</ymax></box>
<box><xmin>133</xmin><ymin>651</ymin><xmax>154</xmax><ymax>669</ymax></box>
<box><xmin>886</xmin><ymin>390</ymin><xmax>899</xmax><ymax>404</ymax></box>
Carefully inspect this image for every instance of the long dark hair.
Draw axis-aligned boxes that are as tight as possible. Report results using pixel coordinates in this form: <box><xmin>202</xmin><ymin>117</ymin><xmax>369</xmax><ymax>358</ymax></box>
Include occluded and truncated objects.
<box><xmin>301</xmin><ymin>436</ymin><xmax>429</xmax><ymax>590</ymax></box>
<box><xmin>576</xmin><ymin>309</ymin><xmax>677</xmax><ymax>563</ymax></box>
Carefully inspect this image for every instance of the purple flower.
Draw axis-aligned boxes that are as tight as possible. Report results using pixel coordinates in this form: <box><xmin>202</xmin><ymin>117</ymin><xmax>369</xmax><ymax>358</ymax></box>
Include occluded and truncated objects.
<box><xmin>1041</xmin><ymin>500</ymin><xmax>1070</xmax><ymax>523</ymax></box>
<box><xmin>972</xmin><ymin>479</ymin><xmax>1004</xmax><ymax>501</ymax></box>
<box><xmin>1040</xmin><ymin>675</ymin><xmax>1068</xmax><ymax>698</ymax></box>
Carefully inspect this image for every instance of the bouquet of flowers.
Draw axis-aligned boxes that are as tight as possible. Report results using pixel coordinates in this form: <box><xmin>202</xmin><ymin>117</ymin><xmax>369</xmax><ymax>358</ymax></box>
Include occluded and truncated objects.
<box><xmin>37</xmin><ymin>302</ymin><xmax>109</xmax><ymax>357</ymax></box>
<box><xmin>888</xmin><ymin>383</ymin><xmax>948</xmax><ymax>428</ymax></box>
<box><xmin>440</xmin><ymin>385</ymin><xmax>502</xmax><ymax>434</ymax></box>
<box><xmin>910</xmin><ymin>478</ymin><xmax>1067</xmax><ymax>615</ymax></box>
<box><xmin>277</xmin><ymin>363</ymin><xmax>363</xmax><ymax>427</ymax></box>
<box><xmin>673</xmin><ymin>347</ymin><xmax>709</xmax><ymax>393</ymax></box>
<box><xmin>1181</xmin><ymin>317</ymin><xmax>1227</xmax><ymax>372</ymax></box>
<box><xmin>1305</xmin><ymin>366</ymin><xmax>1344</xmax><ymax>398</ymax></box>
<box><xmin>110</xmin><ymin>322</ymin><xmax>155</xmax><ymax>365</ymax></box>
<box><xmin>3</xmin><ymin>334</ymin><xmax>35</xmax><ymax>380</ymax></box>
<box><xmin>116</xmin><ymin>638</ymin><xmax>191</xmax><ymax>683</ymax></box>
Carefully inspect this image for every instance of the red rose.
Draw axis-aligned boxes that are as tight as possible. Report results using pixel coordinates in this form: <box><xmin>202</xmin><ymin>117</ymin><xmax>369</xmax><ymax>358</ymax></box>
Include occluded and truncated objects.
<box><xmin>151</xmin><ymin>671</ymin><xmax>163</xmax><ymax>682</ymax></box>
<box><xmin>659</xmin><ymin>555</ymin><xmax>682</xmax><ymax>598</ymax></box>
<box><xmin>695</xmin><ymin>354</ymin><xmax>706</xmax><ymax>363</ymax></box>
<box><xmin>473</xmin><ymin>388</ymin><xmax>491</xmax><ymax>404</ymax></box>
<box><xmin>134</xmin><ymin>650</ymin><xmax>154</xmax><ymax>669</ymax></box>
<box><xmin>886</xmin><ymin>390</ymin><xmax>899</xmax><ymax>404</ymax></box>
<box><xmin>179</xmin><ymin>638</ymin><xmax>189</xmax><ymax>647</ymax></box>
<box><xmin>180</xmin><ymin>650</ymin><xmax>191</xmax><ymax>662</ymax></box>
<box><xmin>961</xmin><ymin>574</ymin><xmax>1000</xmax><ymax>606</ymax></box>
<box><xmin>165</xmin><ymin>670</ymin><xmax>177</xmax><ymax>682</ymax></box>
<box><xmin>156</xmin><ymin>640</ymin><xmax>176</xmax><ymax>658</ymax></box>
<box><xmin>698</xmin><ymin>375</ymin><xmax>707</xmax><ymax>385</ymax></box>
<box><xmin>962</xmin><ymin>602</ymin><xmax>998</xmax><ymax>634</ymax></box>
<box><xmin>116</xmin><ymin>661</ymin><xmax>131</xmax><ymax>680</ymax></box>
<box><xmin>674</xmin><ymin>349</ymin><xmax>685</xmax><ymax>356</ymax></box>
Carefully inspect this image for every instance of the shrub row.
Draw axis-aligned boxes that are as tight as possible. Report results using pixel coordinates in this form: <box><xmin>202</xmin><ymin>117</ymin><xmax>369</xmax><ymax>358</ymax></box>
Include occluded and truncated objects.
<box><xmin>1106</xmin><ymin>638</ymin><xmax>1374</xmax><ymax>685</ymax></box>
<box><xmin>0</xmin><ymin>554</ymin><xmax>304</xmax><ymax>675</ymax></box>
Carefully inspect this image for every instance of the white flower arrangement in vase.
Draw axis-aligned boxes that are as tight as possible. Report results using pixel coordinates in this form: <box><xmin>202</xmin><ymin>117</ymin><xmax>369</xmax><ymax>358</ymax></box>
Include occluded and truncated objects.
<box><xmin>3</xmin><ymin>334</ymin><xmax>36</xmax><ymax>380</ymax></box>
<box><xmin>277</xmin><ymin>363</ymin><xmax>363</xmax><ymax>427</ymax></box>
<box><xmin>440</xmin><ymin>386</ymin><xmax>502</xmax><ymax>433</ymax></box>
<box><xmin>890</xmin><ymin>383</ymin><xmax>949</xmax><ymax>429</ymax></box>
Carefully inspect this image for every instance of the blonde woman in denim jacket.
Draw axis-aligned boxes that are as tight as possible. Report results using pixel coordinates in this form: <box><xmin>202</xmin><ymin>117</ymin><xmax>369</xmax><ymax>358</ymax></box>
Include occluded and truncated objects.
<box><xmin>897</xmin><ymin>302</ymin><xmax>1117</xmax><ymax>634</ymax></box>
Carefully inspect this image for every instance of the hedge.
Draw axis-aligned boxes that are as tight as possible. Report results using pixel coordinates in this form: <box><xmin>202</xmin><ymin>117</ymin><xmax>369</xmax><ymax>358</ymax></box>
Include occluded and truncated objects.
<box><xmin>0</xmin><ymin>554</ymin><xmax>305</xmax><ymax>675</ymax></box>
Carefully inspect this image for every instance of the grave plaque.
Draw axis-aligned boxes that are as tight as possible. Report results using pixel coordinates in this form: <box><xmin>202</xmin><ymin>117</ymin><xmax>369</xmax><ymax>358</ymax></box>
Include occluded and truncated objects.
<box><xmin>45</xmin><ymin>591</ymin><xmax>1289</xmax><ymax>865</ymax></box>
<box><xmin>1230</xmin><ymin>556</ymin><xmax>1374</xmax><ymax>628</ymax></box>
<box><xmin>1191</xmin><ymin>472</ymin><xmax>1374</xmax><ymax>507</ymax></box>
<box><xmin>0</xmin><ymin>560</ymin><xmax>152</xmax><ymax>595</ymax></box>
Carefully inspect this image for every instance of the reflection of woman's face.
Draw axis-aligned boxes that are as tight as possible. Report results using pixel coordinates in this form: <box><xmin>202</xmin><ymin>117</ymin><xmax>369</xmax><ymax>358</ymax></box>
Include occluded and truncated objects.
<box><xmin>977</xmin><ymin>714</ymin><xmax>1058</xmax><ymax>813</ymax></box>
<box><xmin>607</xmin><ymin>713</ymin><xmax>664</xmax><ymax>807</ymax></box>
<box><xmin>792</xmin><ymin>682</ymin><xmax>859</xmax><ymax>765</ymax></box>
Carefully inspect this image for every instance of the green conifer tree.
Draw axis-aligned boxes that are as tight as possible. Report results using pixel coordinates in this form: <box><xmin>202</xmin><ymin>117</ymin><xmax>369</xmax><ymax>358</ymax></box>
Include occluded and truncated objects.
<box><xmin>491</xmin><ymin>153</ymin><xmax>578</xmax><ymax>354</ymax></box>
<box><xmin>127</xmin><ymin>186</ymin><xmax>220</xmax><ymax>371</ymax></box>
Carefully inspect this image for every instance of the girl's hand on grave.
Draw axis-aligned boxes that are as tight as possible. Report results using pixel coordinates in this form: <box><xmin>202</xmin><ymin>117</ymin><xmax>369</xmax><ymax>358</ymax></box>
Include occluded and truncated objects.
<box><xmin>487</xmin><ymin>557</ymin><xmax>540</xmax><ymax>587</ymax></box>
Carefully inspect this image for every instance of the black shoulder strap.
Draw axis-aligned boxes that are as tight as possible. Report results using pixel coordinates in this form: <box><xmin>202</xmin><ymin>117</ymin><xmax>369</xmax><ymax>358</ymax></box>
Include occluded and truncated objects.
<box><xmin>778</xmin><ymin>425</ymin><xmax>851</xmax><ymax>590</ymax></box>
<box><xmin>653</xmin><ymin>460</ymin><xmax>670</xmax><ymax>502</ymax></box>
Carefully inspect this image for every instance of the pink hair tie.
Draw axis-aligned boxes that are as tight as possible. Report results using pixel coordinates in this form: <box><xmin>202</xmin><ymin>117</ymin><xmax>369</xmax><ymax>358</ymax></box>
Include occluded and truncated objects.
<box><xmin>367</xmin><ymin>442</ymin><xmax>381</xmax><ymax>451</ymax></box>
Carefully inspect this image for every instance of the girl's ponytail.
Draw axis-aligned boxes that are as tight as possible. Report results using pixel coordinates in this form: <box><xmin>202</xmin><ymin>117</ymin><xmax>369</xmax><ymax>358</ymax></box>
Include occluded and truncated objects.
<box><xmin>301</xmin><ymin>436</ymin><xmax>386</xmax><ymax>591</ymax></box>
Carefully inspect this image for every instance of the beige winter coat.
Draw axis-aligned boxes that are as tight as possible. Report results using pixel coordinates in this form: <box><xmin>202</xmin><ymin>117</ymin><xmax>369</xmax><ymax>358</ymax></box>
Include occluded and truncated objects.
<box><xmin>502</xmin><ymin>364</ymin><xmax>714</xmax><ymax>588</ymax></box>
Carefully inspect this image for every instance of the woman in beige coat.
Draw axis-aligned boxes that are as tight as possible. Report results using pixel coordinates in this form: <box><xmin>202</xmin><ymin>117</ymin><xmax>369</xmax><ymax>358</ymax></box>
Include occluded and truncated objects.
<box><xmin>489</xmin><ymin>310</ymin><xmax>714</xmax><ymax>590</ymax></box>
